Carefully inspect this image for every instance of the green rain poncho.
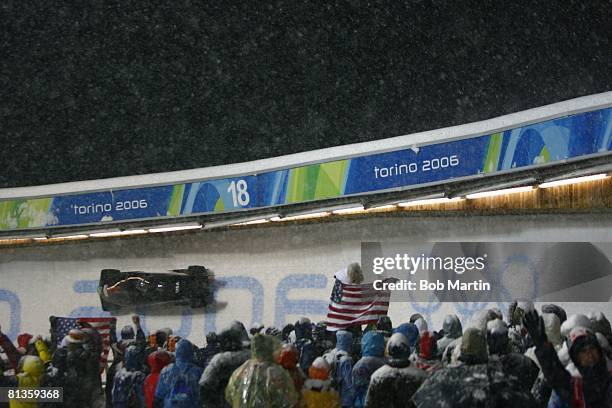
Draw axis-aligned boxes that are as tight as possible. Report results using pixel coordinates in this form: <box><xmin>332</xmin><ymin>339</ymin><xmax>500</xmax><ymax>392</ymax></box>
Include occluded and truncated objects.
<box><xmin>225</xmin><ymin>334</ymin><xmax>299</xmax><ymax>408</ymax></box>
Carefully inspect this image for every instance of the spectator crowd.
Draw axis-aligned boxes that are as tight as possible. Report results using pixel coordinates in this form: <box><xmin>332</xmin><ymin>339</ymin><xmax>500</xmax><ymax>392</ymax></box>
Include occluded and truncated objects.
<box><xmin>1</xmin><ymin>300</ymin><xmax>612</xmax><ymax>407</ymax></box>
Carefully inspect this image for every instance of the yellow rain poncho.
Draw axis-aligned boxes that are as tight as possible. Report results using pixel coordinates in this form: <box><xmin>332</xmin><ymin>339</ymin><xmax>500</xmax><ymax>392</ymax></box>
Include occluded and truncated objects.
<box><xmin>225</xmin><ymin>334</ymin><xmax>299</xmax><ymax>408</ymax></box>
<box><xmin>10</xmin><ymin>355</ymin><xmax>44</xmax><ymax>408</ymax></box>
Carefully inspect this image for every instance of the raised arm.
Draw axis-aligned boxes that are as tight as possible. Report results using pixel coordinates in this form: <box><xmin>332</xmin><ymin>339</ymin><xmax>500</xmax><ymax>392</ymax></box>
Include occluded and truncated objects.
<box><xmin>523</xmin><ymin>310</ymin><xmax>572</xmax><ymax>401</ymax></box>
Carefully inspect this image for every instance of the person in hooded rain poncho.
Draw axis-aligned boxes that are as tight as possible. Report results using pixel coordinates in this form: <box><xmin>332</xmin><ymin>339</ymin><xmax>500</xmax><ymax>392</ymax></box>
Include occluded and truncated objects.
<box><xmin>282</xmin><ymin>324</ymin><xmax>295</xmax><ymax>343</ymax></box>
<box><xmin>440</xmin><ymin>337</ymin><xmax>461</xmax><ymax>366</ymax></box>
<box><xmin>346</xmin><ymin>325</ymin><xmax>364</xmax><ymax>362</ymax></box>
<box><xmin>231</xmin><ymin>321</ymin><xmax>251</xmax><ymax>347</ymax></box>
<box><xmin>199</xmin><ymin>324</ymin><xmax>251</xmax><ymax>408</ymax></box>
<box><xmin>413</xmin><ymin>332</ymin><xmax>440</xmax><ymax>372</ymax></box>
<box><xmin>457</xmin><ymin>327</ymin><xmax>488</xmax><ymax>366</ymax></box>
<box><xmin>80</xmin><ymin>325</ymin><xmax>107</xmax><ymax>408</ymax></box>
<box><xmin>557</xmin><ymin>313</ymin><xmax>594</xmax><ymax>369</ymax></box>
<box><xmin>541</xmin><ymin>304</ymin><xmax>567</xmax><ymax>326</ymax></box>
<box><xmin>437</xmin><ymin>315</ymin><xmax>462</xmax><ymax>360</ymax></box>
<box><xmin>62</xmin><ymin>329</ymin><xmax>99</xmax><ymax>408</ymax></box>
<box><xmin>588</xmin><ymin>311</ymin><xmax>612</xmax><ymax>347</ymax></box>
<box><xmin>128</xmin><ymin>315</ymin><xmax>149</xmax><ymax>373</ymax></box>
<box><xmin>277</xmin><ymin>343</ymin><xmax>306</xmax><ymax>392</ymax></box>
<box><xmin>444</xmin><ymin>311</ymin><xmax>499</xmax><ymax>366</ymax></box>
<box><xmin>112</xmin><ymin>345</ymin><xmax>146</xmax><ymax>408</ymax></box>
<box><xmin>323</xmin><ymin>330</ymin><xmax>355</xmax><ymax>408</ymax></box>
<box><xmin>107</xmin><ymin>345</ymin><xmax>123</xmax><ymax>407</ymax></box>
<box><xmin>525</xmin><ymin>313</ymin><xmax>563</xmax><ymax>365</ymax></box>
<box><xmin>507</xmin><ymin>301</ymin><xmax>534</xmax><ymax>354</ymax></box>
<box><xmin>393</xmin><ymin>323</ymin><xmax>419</xmax><ymax>353</ymax></box>
<box><xmin>364</xmin><ymin>333</ymin><xmax>426</xmax><ymax>408</ymax></box>
<box><xmin>154</xmin><ymin>340</ymin><xmax>203</xmax><ymax>408</ymax></box>
<box><xmin>39</xmin><ymin>348</ymin><xmax>67</xmax><ymax>408</ymax></box>
<box><xmin>523</xmin><ymin>310</ymin><xmax>612</xmax><ymax>408</ymax></box>
<box><xmin>486</xmin><ymin>319</ymin><xmax>539</xmax><ymax>393</ymax></box>
<box><xmin>313</xmin><ymin>322</ymin><xmax>335</xmax><ymax>358</ymax></box>
<box><xmin>107</xmin><ymin>324</ymin><xmax>137</xmax><ymax>408</ymax></box>
<box><xmin>144</xmin><ymin>350</ymin><xmax>171</xmax><ymax>408</ymax></box>
<box><xmin>524</xmin><ymin>313</ymin><xmax>563</xmax><ymax>405</ymax></box>
<box><xmin>301</xmin><ymin>357</ymin><xmax>341</xmax><ymax>408</ymax></box>
<box><xmin>31</xmin><ymin>337</ymin><xmax>50</xmax><ymax>366</ymax></box>
<box><xmin>376</xmin><ymin>316</ymin><xmax>393</xmax><ymax>341</ymax></box>
<box><xmin>442</xmin><ymin>327</ymin><xmax>482</xmax><ymax>366</ymax></box>
<box><xmin>194</xmin><ymin>332</ymin><xmax>220</xmax><ymax>370</ymax></box>
<box><xmin>410</xmin><ymin>323</ymin><xmax>441</xmax><ymax>373</ymax></box>
<box><xmin>9</xmin><ymin>355</ymin><xmax>44</xmax><ymax>408</ymax></box>
<box><xmin>293</xmin><ymin>317</ymin><xmax>315</xmax><ymax>373</ymax></box>
<box><xmin>352</xmin><ymin>331</ymin><xmax>386</xmax><ymax>408</ymax></box>
<box><xmin>469</xmin><ymin>309</ymin><xmax>500</xmax><ymax>333</ymax></box>
<box><xmin>225</xmin><ymin>334</ymin><xmax>299</xmax><ymax>408</ymax></box>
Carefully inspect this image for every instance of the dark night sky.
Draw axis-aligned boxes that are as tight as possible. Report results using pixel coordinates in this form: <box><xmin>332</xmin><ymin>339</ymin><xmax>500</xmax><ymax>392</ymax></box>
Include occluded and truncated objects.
<box><xmin>1</xmin><ymin>0</ymin><xmax>611</xmax><ymax>188</ymax></box>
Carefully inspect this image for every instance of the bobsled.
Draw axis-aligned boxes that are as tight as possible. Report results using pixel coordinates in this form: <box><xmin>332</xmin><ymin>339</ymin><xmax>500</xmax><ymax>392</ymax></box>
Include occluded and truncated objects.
<box><xmin>98</xmin><ymin>265</ymin><xmax>215</xmax><ymax>311</ymax></box>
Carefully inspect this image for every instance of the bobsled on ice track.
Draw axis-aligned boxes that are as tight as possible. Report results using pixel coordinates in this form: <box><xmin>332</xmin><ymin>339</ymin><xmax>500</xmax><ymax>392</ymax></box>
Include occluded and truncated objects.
<box><xmin>97</xmin><ymin>265</ymin><xmax>215</xmax><ymax>311</ymax></box>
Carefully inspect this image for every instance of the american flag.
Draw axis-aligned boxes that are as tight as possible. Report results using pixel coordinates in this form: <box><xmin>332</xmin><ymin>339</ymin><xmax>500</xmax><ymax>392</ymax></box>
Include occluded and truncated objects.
<box><xmin>50</xmin><ymin>316</ymin><xmax>116</xmax><ymax>373</ymax></box>
<box><xmin>326</xmin><ymin>279</ymin><xmax>391</xmax><ymax>331</ymax></box>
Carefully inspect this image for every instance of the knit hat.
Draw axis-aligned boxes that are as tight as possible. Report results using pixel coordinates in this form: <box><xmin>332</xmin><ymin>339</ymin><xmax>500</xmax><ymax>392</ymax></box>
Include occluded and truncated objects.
<box><xmin>17</xmin><ymin>333</ymin><xmax>34</xmax><ymax>353</ymax></box>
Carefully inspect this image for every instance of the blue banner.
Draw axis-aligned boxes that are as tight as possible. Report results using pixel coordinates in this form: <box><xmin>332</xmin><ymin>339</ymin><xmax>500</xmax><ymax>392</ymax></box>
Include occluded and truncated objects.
<box><xmin>1</xmin><ymin>107</ymin><xmax>610</xmax><ymax>231</ymax></box>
